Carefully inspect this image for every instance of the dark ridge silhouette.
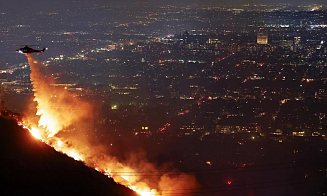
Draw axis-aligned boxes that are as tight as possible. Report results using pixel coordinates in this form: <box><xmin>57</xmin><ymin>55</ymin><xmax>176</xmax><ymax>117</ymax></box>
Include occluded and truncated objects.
<box><xmin>0</xmin><ymin>116</ymin><xmax>139</xmax><ymax>196</ymax></box>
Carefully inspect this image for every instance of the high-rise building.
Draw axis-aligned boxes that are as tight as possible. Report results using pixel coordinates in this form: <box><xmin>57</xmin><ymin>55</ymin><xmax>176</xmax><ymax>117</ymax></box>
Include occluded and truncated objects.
<box><xmin>257</xmin><ymin>27</ymin><xmax>268</xmax><ymax>45</ymax></box>
<box><xmin>293</xmin><ymin>36</ymin><xmax>301</xmax><ymax>51</ymax></box>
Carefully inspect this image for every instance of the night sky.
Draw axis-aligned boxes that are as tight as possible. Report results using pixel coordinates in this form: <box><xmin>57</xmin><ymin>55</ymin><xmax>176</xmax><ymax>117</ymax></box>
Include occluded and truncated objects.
<box><xmin>0</xmin><ymin>0</ymin><xmax>326</xmax><ymax>18</ymax></box>
<box><xmin>1</xmin><ymin>0</ymin><xmax>326</xmax><ymax>7</ymax></box>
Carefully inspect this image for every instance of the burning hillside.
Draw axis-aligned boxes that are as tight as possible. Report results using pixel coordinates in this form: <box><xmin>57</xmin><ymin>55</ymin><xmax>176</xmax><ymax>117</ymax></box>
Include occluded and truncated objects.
<box><xmin>20</xmin><ymin>54</ymin><xmax>198</xmax><ymax>196</ymax></box>
<box><xmin>0</xmin><ymin>116</ymin><xmax>138</xmax><ymax>196</ymax></box>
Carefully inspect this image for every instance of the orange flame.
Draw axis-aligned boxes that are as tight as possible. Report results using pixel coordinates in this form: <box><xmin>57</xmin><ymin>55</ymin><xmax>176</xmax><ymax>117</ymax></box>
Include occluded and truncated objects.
<box><xmin>22</xmin><ymin>54</ymin><xmax>198</xmax><ymax>196</ymax></box>
<box><xmin>29</xmin><ymin>127</ymin><xmax>43</xmax><ymax>140</ymax></box>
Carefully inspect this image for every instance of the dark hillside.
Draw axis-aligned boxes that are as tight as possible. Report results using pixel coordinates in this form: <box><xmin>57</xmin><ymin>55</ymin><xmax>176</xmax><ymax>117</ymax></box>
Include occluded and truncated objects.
<box><xmin>0</xmin><ymin>116</ymin><xmax>138</xmax><ymax>196</ymax></box>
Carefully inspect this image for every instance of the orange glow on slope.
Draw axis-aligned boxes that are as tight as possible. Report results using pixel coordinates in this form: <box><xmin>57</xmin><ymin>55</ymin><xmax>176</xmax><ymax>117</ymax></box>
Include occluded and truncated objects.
<box><xmin>22</xmin><ymin>54</ymin><xmax>198</xmax><ymax>196</ymax></box>
<box><xmin>29</xmin><ymin>127</ymin><xmax>43</xmax><ymax>140</ymax></box>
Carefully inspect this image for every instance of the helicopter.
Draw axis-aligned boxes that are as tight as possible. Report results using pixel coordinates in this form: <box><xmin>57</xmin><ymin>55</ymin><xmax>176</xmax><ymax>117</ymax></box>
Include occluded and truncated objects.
<box><xmin>16</xmin><ymin>45</ymin><xmax>46</xmax><ymax>54</ymax></box>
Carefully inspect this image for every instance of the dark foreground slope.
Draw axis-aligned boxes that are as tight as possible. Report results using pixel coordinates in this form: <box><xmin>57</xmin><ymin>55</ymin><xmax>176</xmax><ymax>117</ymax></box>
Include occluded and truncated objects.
<box><xmin>0</xmin><ymin>116</ymin><xmax>138</xmax><ymax>196</ymax></box>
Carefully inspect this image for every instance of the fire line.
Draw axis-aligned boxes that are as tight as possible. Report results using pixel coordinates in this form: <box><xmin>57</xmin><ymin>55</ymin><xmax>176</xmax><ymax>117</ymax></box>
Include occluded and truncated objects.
<box><xmin>21</xmin><ymin>54</ymin><xmax>197</xmax><ymax>196</ymax></box>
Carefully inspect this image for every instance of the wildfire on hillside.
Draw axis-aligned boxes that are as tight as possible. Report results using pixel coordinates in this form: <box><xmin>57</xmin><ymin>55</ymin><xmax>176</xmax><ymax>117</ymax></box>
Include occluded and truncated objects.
<box><xmin>21</xmin><ymin>54</ymin><xmax>198</xmax><ymax>196</ymax></box>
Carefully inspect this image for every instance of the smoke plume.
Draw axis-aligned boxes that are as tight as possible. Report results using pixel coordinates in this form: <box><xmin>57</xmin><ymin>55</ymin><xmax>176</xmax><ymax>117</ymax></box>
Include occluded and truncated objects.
<box><xmin>25</xmin><ymin>54</ymin><xmax>92</xmax><ymax>137</ymax></box>
<box><xmin>22</xmin><ymin>54</ymin><xmax>198</xmax><ymax>196</ymax></box>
